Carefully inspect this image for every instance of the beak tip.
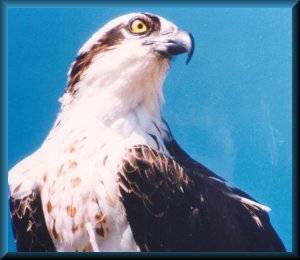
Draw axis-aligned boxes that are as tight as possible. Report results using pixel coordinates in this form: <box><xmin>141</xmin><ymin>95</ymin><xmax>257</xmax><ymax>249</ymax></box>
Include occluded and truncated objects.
<box><xmin>186</xmin><ymin>32</ymin><xmax>195</xmax><ymax>64</ymax></box>
<box><xmin>186</xmin><ymin>57</ymin><xmax>191</xmax><ymax>64</ymax></box>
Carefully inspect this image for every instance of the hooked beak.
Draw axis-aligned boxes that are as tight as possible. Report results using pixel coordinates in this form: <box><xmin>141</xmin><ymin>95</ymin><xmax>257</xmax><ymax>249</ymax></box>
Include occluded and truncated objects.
<box><xmin>150</xmin><ymin>29</ymin><xmax>195</xmax><ymax>64</ymax></box>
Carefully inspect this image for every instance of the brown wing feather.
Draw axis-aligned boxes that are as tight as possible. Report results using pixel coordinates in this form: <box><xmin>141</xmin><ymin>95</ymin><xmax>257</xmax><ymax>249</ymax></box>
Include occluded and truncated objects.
<box><xmin>10</xmin><ymin>192</ymin><xmax>56</xmax><ymax>252</ymax></box>
<box><xmin>118</xmin><ymin>145</ymin><xmax>286</xmax><ymax>252</ymax></box>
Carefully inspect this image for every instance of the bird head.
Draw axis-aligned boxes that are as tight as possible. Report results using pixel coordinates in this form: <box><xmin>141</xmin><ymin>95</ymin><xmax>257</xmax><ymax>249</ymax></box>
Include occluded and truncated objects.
<box><xmin>60</xmin><ymin>13</ymin><xmax>194</xmax><ymax>122</ymax></box>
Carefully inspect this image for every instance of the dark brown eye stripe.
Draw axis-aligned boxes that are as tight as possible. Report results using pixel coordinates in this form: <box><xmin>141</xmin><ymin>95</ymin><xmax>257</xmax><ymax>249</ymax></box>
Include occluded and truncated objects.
<box><xmin>66</xmin><ymin>24</ymin><xmax>125</xmax><ymax>95</ymax></box>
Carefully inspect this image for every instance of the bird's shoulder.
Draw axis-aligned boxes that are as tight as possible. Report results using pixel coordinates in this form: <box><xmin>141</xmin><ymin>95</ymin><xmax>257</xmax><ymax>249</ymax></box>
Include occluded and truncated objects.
<box><xmin>118</xmin><ymin>142</ymin><xmax>286</xmax><ymax>252</ymax></box>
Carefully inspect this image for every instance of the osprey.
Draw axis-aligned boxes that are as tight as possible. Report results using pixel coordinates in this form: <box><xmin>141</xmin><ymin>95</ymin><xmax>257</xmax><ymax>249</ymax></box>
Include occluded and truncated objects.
<box><xmin>9</xmin><ymin>12</ymin><xmax>286</xmax><ymax>252</ymax></box>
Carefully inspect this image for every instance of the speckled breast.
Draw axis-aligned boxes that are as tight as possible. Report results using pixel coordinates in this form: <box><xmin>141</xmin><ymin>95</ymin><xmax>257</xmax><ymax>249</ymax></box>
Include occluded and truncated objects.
<box><xmin>39</xmin><ymin>139</ymin><xmax>139</xmax><ymax>252</ymax></box>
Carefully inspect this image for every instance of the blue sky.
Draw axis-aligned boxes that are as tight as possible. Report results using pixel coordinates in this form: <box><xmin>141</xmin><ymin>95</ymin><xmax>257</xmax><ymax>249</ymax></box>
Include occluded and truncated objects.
<box><xmin>7</xmin><ymin>7</ymin><xmax>292</xmax><ymax>252</ymax></box>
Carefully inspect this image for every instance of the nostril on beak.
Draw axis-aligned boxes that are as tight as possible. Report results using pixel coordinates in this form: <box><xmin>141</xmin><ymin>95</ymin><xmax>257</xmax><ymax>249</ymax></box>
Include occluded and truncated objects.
<box><xmin>161</xmin><ymin>31</ymin><xmax>173</xmax><ymax>36</ymax></box>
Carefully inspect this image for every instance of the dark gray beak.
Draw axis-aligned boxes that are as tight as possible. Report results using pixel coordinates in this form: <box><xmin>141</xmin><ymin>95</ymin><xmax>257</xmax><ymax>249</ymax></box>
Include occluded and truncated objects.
<box><xmin>152</xmin><ymin>29</ymin><xmax>195</xmax><ymax>64</ymax></box>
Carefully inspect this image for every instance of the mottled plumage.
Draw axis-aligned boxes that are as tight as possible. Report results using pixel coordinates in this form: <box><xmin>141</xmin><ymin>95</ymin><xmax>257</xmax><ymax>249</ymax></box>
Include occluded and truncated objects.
<box><xmin>9</xmin><ymin>12</ymin><xmax>286</xmax><ymax>252</ymax></box>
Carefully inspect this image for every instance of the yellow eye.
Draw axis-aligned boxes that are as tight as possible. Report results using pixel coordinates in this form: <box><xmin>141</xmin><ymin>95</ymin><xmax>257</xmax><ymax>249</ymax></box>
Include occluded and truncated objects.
<box><xmin>130</xmin><ymin>19</ymin><xmax>149</xmax><ymax>34</ymax></box>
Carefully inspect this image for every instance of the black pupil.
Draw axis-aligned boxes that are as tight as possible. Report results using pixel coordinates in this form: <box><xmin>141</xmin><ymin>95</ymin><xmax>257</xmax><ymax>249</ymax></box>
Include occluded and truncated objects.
<box><xmin>137</xmin><ymin>23</ymin><xmax>143</xmax><ymax>29</ymax></box>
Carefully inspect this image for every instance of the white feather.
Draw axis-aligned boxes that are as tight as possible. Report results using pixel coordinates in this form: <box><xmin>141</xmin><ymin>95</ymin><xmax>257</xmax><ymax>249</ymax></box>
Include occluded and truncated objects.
<box><xmin>228</xmin><ymin>194</ymin><xmax>271</xmax><ymax>212</ymax></box>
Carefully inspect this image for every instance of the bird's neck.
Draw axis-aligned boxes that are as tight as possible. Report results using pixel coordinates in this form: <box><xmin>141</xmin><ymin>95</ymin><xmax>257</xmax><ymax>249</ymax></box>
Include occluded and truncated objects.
<box><xmin>48</xmin><ymin>65</ymin><xmax>171</xmax><ymax>147</ymax></box>
<box><xmin>45</xmin><ymin>91</ymin><xmax>169</xmax><ymax>158</ymax></box>
<box><xmin>57</xmin><ymin>58</ymin><xmax>170</xmax><ymax>133</ymax></box>
<box><xmin>58</xmin><ymin>87</ymin><xmax>163</xmax><ymax>132</ymax></box>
